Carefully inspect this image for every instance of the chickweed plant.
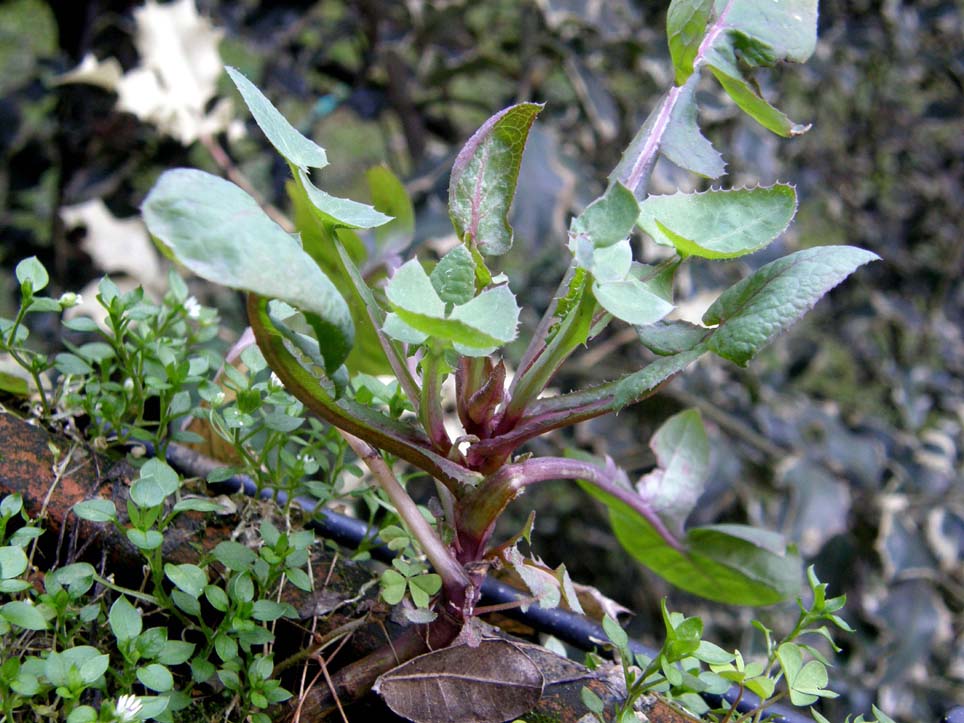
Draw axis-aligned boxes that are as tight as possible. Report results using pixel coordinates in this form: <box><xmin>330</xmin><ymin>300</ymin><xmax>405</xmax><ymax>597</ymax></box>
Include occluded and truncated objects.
<box><xmin>0</xmin><ymin>0</ymin><xmax>885</xmax><ymax>721</ymax></box>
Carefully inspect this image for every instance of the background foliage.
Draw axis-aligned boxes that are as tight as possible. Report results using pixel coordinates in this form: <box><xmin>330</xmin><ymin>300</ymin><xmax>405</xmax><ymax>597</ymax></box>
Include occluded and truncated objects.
<box><xmin>1</xmin><ymin>1</ymin><xmax>960</xmax><ymax>720</ymax></box>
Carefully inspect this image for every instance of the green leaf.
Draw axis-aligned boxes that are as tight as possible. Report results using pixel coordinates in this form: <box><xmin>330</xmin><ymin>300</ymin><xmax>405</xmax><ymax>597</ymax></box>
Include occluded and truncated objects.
<box><xmin>702</xmin><ymin>246</ymin><xmax>880</xmax><ymax>365</ymax></box>
<box><xmin>661</xmin><ymin>77</ymin><xmax>726</xmax><ymax>179</ymax></box>
<box><xmin>225</xmin><ymin>67</ymin><xmax>328</xmax><ymax>171</ymax></box>
<box><xmin>164</xmin><ymin>564</ymin><xmax>207</xmax><ymax>599</ymax></box>
<box><xmin>296</xmin><ymin>168</ymin><xmax>392</xmax><ymax>230</ymax></box>
<box><xmin>0</xmin><ymin>546</ymin><xmax>28</xmax><ymax>579</ymax></box>
<box><xmin>142</xmin><ymin>168</ymin><xmax>354</xmax><ymax>374</ymax></box>
<box><xmin>127</xmin><ymin>529</ymin><xmax>164</xmax><ymax>551</ymax></box>
<box><xmin>384</xmin><ymin>260</ymin><xmax>519</xmax><ymax>355</ymax></box>
<box><xmin>109</xmin><ymin>596</ymin><xmax>142</xmax><ymax>642</ymax></box>
<box><xmin>137</xmin><ymin>663</ymin><xmax>174</xmax><ymax>693</ymax></box>
<box><xmin>702</xmin><ymin>0</ymin><xmax>819</xmax><ymax>137</ymax></box>
<box><xmin>251</xmin><ymin>600</ymin><xmax>294</xmax><ymax>621</ymax></box>
<box><xmin>636</xmin><ymin>409</ymin><xmax>709</xmax><ymax>534</ymax></box>
<box><xmin>667</xmin><ymin>0</ymin><xmax>714</xmax><ymax>84</ymax></box>
<box><xmin>638</xmin><ymin>185</ymin><xmax>796</xmax><ymax>260</ymax></box>
<box><xmin>592</xmin><ymin>276</ymin><xmax>674</xmax><ymax>327</ymax></box>
<box><xmin>368</xmin><ymin>165</ymin><xmax>415</xmax><ymax>251</ymax></box>
<box><xmin>636</xmin><ymin>320</ymin><xmax>709</xmax><ymax>356</ymax></box>
<box><xmin>448</xmin><ymin>103</ymin><xmax>543</xmax><ymax>255</ymax></box>
<box><xmin>130</xmin><ymin>459</ymin><xmax>180</xmax><ymax>509</ymax></box>
<box><xmin>430</xmin><ymin>244</ymin><xmax>476</xmax><ymax>306</ymax></box>
<box><xmin>15</xmin><ymin>256</ymin><xmax>48</xmax><ymax>293</ymax></box>
<box><xmin>380</xmin><ymin>569</ymin><xmax>407</xmax><ymax>605</ymax></box>
<box><xmin>570</xmin><ymin>182</ymin><xmax>639</xmax><ymax>249</ymax></box>
<box><xmin>613</xmin><ymin>347</ymin><xmax>706</xmax><ymax>409</ymax></box>
<box><xmin>72</xmin><ymin>499</ymin><xmax>117</xmax><ymax>523</ymax></box>
<box><xmin>607</xmin><ymin>501</ymin><xmax>801</xmax><ymax>605</ymax></box>
<box><xmin>0</xmin><ymin>601</ymin><xmax>47</xmax><ymax>630</ymax></box>
<box><xmin>408</xmin><ymin>574</ymin><xmax>442</xmax><ymax>609</ymax></box>
<box><xmin>213</xmin><ymin>541</ymin><xmax>257</xmax><ymax>571</ymax></box>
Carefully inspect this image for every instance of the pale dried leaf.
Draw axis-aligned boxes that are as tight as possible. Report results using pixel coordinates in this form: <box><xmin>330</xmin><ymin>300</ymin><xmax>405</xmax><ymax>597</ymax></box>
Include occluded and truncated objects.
<box><xmin>55</xmin><ymin>53</ymin><xmax>123</xmax><ymax>91</ymax></box>
<box><xmin>60</xmin><ymin>199</ymin><xmax>164</xmax><ymax>293</ymax></box>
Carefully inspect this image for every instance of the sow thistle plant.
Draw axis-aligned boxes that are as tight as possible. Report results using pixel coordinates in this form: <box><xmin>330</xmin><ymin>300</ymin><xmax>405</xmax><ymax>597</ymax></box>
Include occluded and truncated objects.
<box><xmin>136</xmin><ymin>0</ymin><xmax>879</xmax><ymax>719</ymax></box>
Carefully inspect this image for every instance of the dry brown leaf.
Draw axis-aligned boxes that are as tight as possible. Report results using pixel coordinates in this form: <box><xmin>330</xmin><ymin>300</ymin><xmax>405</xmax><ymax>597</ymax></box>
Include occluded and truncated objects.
<box><xmin>373</xmin><ymin>639</ymin><xmax>544</xmax><ymax>723</ymax></box>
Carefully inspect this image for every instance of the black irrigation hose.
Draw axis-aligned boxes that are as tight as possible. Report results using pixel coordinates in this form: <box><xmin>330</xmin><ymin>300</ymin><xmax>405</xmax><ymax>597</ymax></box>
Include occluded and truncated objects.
<box><xmin>159</xmin><ymin>441</ymin><xmax>813</xmax><ymax>723</ymax></box>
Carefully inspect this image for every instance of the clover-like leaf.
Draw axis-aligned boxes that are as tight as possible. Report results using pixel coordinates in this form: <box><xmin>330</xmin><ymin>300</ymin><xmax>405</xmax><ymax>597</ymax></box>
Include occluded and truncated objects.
<box><xmin>777</xmin><ymin>643</ymin><xmax>837</xmax><ymax>706</ymax></box>
<box><xmin>449</xmin><ymin>103</ymin><xmax>543</xmax><ymax>256</ymax></box>
<box><xmin>142</xmin><ymin>168</ymin><xmax>354</xmax><ymax>373</ymax></box>
<box><xmin>639</xmin><ymin>185</ymin><xmax>796</xmax><ymax>260</ymax></box>
<box><xmin>703</xmin><ymin>245</ymin><xmax>880</xmax><ymax>365</ymax></box>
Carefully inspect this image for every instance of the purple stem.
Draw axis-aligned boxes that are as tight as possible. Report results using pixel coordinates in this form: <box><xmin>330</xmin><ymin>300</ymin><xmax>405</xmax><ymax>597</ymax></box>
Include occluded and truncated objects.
<box><xmin>458</xmin><ymin>456</ymin><xmax>683</xmax><ymax>561</ymax></box>
<box><xmin>619</xmin><ymin>0</ymin><xmax>735</xmax><ymax>196</ymax></box>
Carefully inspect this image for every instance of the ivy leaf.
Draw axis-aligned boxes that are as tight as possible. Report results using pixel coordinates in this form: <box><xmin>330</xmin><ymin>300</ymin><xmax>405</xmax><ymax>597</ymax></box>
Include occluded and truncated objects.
<box><xmin>570</xmin><ymin>182</ymin><xmax>639</xmax><ymax>248</ymax></box>
<box><xmin>638</xmin><ymin>185</ymin><xmax>797</xmax><ymax>260</ymax></box>
<box><xmin>702</xmin><ymin>0</ymin><xmax>818</xmax><ymax>137</ymax></box>
<box><xmin>667</xmin><ymin>0</ymin><xmax>714</xmax><ymax>84</ymax></box>
<box><xmin>430</xmin><ymin>244</ymin><xmax>476</xmax><ymax>306</ymax></box>
<box><xmin>635</xmin><ymin>409</ymin><xmax>709</xmax><ymax>535</ymax></box>
<box><xmin>661</xmin><ymin>77</ymin><xmax>726</xmax><ymax>179</ymax></box>
<box><xmin>449</xmin><ymin>103</ymin><xmax>543</xmax><ymax>256</ymax></box>
<box><xmin>225</xmin><ymin>66</ymin><xmax>328</xmax><ymax>171</ymax></box>
<box><xmin>702</xmin><ymin>246</ymin><xmax>880</xmax><ymax>365</ymax></box>
<box><xmin>142</xmin><ymin>168</ymin><xmax>354</xmax><ymax>374</ymax></box>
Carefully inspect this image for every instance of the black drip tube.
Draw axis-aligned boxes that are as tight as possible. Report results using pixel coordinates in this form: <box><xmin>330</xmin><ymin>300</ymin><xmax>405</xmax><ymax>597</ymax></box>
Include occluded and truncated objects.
<box><xmin>161</xmin><ymin>441</ymin><xmax>813</xmax><ymax>723</ymax></box>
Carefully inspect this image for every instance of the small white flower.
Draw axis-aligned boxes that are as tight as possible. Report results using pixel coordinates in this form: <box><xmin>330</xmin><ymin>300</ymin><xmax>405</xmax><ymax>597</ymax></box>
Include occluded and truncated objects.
<box><xmin>269</xmin><ymin>371</ymin><xmax>283</xmax><ymax>389</ymax></box>
<box><xmin>212</xmin><ymin>390</ymin><xmax>226</xmax><ymax>405</ymax></box>
<box><xmin>299</xmin><ymin>454</ymin><xmax>315</xmax><ymax>466</ymax></box>
<box><xmin>184</xmin><ymin>295</ymin><xmax>202</xmax><ymax>319</ymax></box>
<box><xmin>123</xmin><ymin>377</ymin><xmax>135</xmax><ymax>392</ymax></box>
<box><xmin>58</xmin><ymin>292</ymin><xmax>82</xmax><ymax>309</ymax></box>
<box><xmin>114</xmin><ymin>693</ymin><xmax>143</xmax><ymax>722</ymax></box>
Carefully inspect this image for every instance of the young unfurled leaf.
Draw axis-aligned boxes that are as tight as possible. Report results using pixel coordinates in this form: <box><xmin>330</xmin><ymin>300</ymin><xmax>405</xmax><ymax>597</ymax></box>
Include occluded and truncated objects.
<box><xmin>373</xmin><ymin>640</ymin><xmax>543</xmax><ymax>723</ymax></box>
<box><xmin>142</xmin><ymin>168</ymin><xmax>354</xmax><ymax>373</ymax></box>
<box><xmin>702</xmin><ymin>245</ymin><xmax>880</xmax><ymax>365</ymax></box>
<box><xmin>661</xmin><ymin>77</ymin><xmax>726</xmax><ymax>179</ymax></box>
<box><xmin>701</xmin><ymin>1</ymin><xmax>819</xmax><ymax>136</ymax></box>
<box><xmin>667</xmin><ymin>0</ymin><xmax>714</xmax><ymax>84</ymax></box>
<box><xmin>449</xmin><ymin>103</ymin><xmax>543</xmax><ymax>256</ymax></box>
<box><xmin>569</xmin><ymin>182</ymin><xmax>639</xmax><ymax>249</ymax></box>
<box><xmin>383</xmin><ymin>260</ymin><xmax>519</xmax><ymax>356</ymax></box>
<box><xmin>225</xmin><ymin>66</ymin><xmax>328</xmax><ymax>171</ymax></box>
<box><xmin>638</xmin><ymin>185</ymin><xmax>796</xmax><ymax>259</ymax></box>
<box><xmin>635</xmin><ymin>409</ymin><xmax>709</xmax><ymax>535</ymax></box>
<box><xmin>431</xmin><ymin>244</ymin><xmax>476</xmax><ymax>305</ymax></box>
